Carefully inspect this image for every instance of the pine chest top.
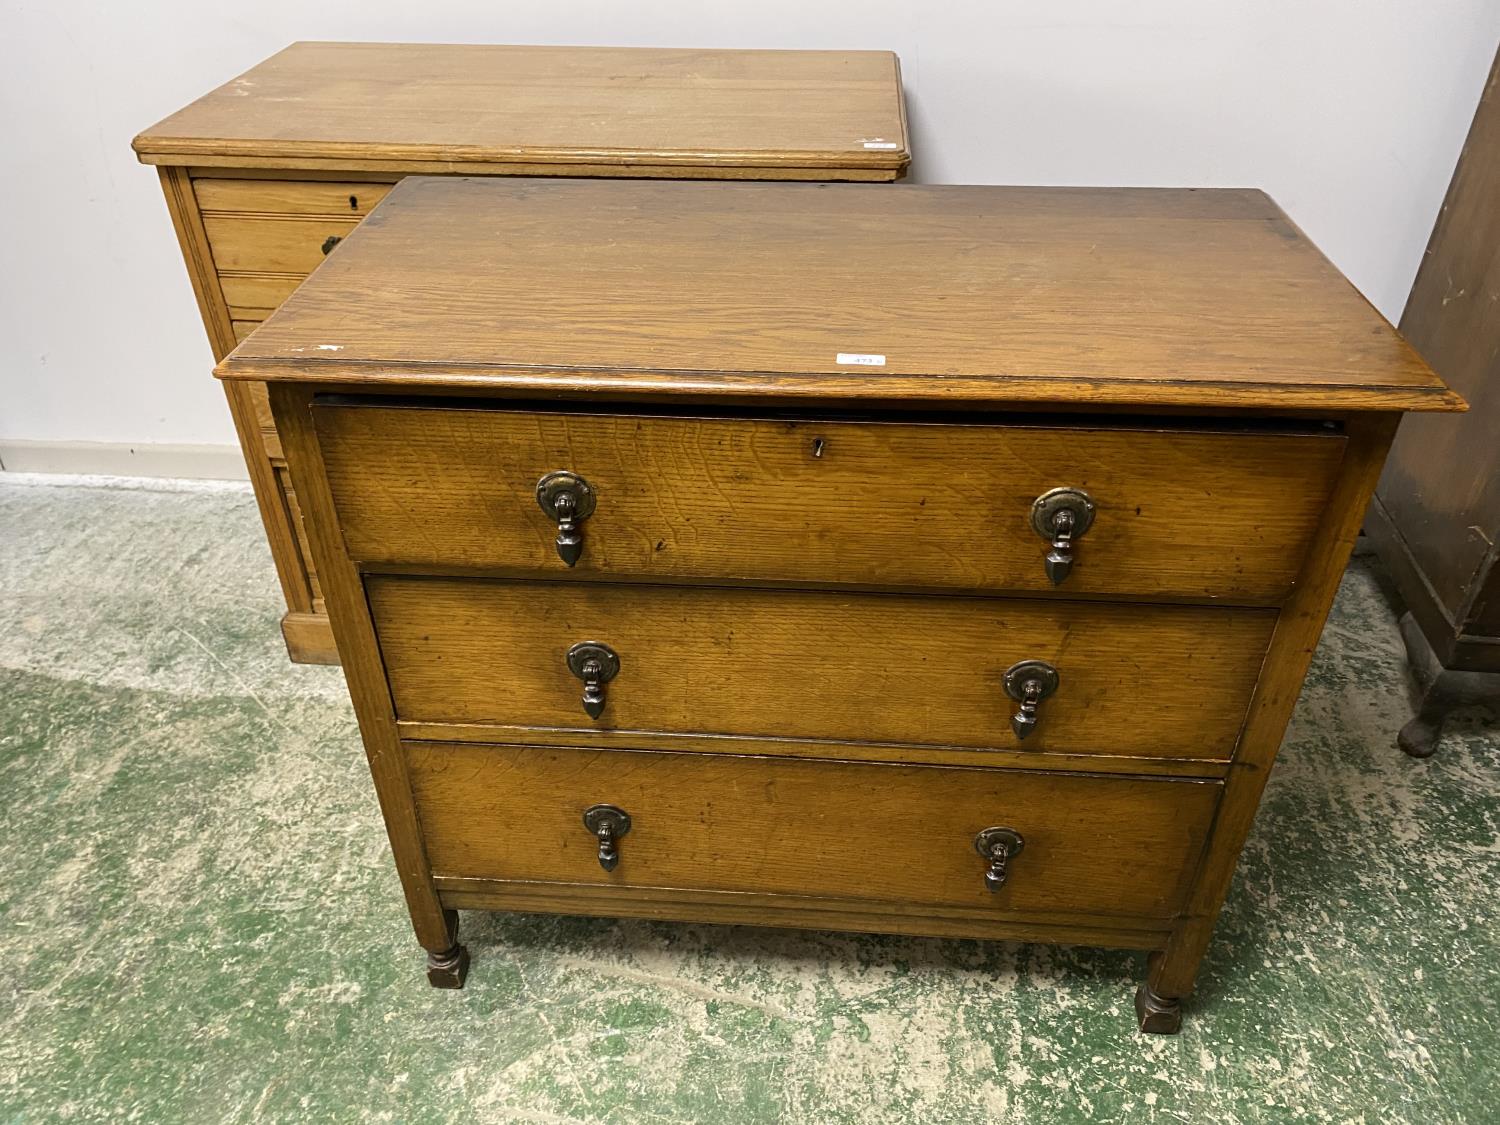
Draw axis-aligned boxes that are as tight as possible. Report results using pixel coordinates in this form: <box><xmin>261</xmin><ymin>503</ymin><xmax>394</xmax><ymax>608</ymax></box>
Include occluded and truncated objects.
<box><xmin>219</xmin><ymin>177</ymin><xmax>1460</xmax><ymax>415</ymax></box>
<box><xmin>132</xmin><ymin>42</ymin><xmax>909</xmax><ymax>178</ymax></box>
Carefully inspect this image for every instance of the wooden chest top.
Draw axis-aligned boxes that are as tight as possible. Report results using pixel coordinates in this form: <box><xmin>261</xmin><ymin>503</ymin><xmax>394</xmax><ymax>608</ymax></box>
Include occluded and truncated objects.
<box><xmin>219</xmin><ymin>178</ymin><xmax>1458</xmax><ymax>414</ymax></box>
<box><xmin>131</xmin><ymin>42</ymin><xmax>909</xmax><ymax>177</ymax></box>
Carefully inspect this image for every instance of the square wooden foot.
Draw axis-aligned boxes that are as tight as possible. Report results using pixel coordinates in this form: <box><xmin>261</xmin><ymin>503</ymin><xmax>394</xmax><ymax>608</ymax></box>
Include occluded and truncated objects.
<box><xmin>280</xmin><ymin>612</ymin><xmax>341</xmax><ymax>665</ymax></box>
<box><xmin>425</xmin><ymin>943</ymin><xmax>470</xmax><ymax>989</ymax></box>
<box><xmin>1135</xmin><ymin>983</ymin><xmax>1182</xmax><ymax>1034</ymax></box>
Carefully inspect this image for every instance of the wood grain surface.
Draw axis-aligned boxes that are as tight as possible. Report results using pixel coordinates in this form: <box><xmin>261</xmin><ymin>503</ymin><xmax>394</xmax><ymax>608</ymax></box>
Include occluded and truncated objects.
<box><xmin>133</xmin><ymin>43</ymin><xmax>909</xmax><ymax>176</ymax></box>
<box><xmin>369</xmin><ymin>576</ymin><xmax>1274</xmax><ymax>758</ymax></box>
<box><xmin>220</xmin><ymin>179</ymin><xmax>1458</xmax><ymax>412</ymax></box>
<box><xmin>405</xmin><ymin>741</ymin><xmax>1221</xmax><ymax>919</ymax></box>
<box><xmin>317</xmin><ymin>403</ymin><xmax>1345</xmax><ymax>603</ymax></box>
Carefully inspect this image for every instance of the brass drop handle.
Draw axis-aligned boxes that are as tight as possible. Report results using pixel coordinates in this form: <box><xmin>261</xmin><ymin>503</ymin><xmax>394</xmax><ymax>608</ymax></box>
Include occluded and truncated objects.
<box><xmin>566</xmin><ymin>641</ymin><xmax>619</xmax><ymax>719</ymax></box>
<box><xmin>1002</xmin><ymin>659</ymin><xmax>1060</xmax><ymax>741</ymax></box>
<box><xmin>1030</xmin><ymin>487</ymin><xmax>1096</xmax><ymax>584</ymax></box>
<box><xmin>321</xmin><ymin>234</ymin><xmax>343</xmax><ymax>255</ymax></box>
<box><xmin>974</xmin><ymin>827</ymin><xmax>1025</xmax><ymax>892</ymax></box>
<box><xmin>583</xmin><ymin>804</ymin><xmax>631</xmax><ymax>871</ymax></box>
<box><xmin>536</xmin><ymin>470</ymin><xmax>597</xmax><ymax>566</ymax></box>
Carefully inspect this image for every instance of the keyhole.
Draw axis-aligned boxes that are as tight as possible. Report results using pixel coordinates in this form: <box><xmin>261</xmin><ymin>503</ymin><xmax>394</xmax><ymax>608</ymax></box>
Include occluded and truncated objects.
<box><xmin>811</xmin><ymin>438</ymin><xmax>825</xmax><ymax>458</ymax></box>
<box><xmin>349</xmin><ymin>194</ymin><xmax>358</xmax><ymax>210</ymax></box>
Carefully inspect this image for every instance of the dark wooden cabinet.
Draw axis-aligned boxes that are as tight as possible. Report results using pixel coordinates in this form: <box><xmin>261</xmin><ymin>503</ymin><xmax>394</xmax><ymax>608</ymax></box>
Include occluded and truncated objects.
<box><xmin>1366</xmin><ymin>48</ymin><xmax>1500</xmax><ymax>755</ymax></box>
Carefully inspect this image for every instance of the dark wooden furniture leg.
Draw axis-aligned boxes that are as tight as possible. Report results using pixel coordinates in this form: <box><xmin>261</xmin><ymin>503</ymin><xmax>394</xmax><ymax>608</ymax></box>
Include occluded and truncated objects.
<box><xmin>1135</xmin><ymin>953</ymin><xmax>1182</xmax><ymax>1033</ymax></box>
<box><xmin>1399</xmin><ymin>612</ymin><xmax>1455</xmax><ymax>758</ymax></box>
<box><xmin>1398</xmin><ymin>611</ymin><xmax>1500</xmax><ymax>759</ymax></box>
<box><xmin>425</xmin><ymin>909</ymin><xmax>470</xmax><ymax>988</ymax></box>
<box><xmin>1400</xmin><ymin>677</ymin><xmax>1461</xmax><ymax>759</ymax></box>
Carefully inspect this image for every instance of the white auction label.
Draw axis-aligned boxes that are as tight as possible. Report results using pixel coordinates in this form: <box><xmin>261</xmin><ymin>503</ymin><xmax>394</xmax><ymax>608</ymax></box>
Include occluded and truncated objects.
<box><xmin>862</xmin><ymin>141</ymin><xmax>901</xmax><ymax>150</ymax></box>
<box><xmin>836</xmin><ymin>353</ymin><xmax>887</xmax><ymax>366</ymax></box>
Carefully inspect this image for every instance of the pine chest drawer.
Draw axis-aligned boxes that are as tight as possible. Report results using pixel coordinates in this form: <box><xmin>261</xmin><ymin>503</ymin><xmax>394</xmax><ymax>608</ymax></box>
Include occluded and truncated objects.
<box><xmin>221</xmin><ymin>178</ymin><xmax>1460</xmax><ymax>1034</ymax></box>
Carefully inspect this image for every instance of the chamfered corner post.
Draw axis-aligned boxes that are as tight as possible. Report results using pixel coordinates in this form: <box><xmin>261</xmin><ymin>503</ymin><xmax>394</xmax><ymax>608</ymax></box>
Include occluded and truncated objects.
<box><xmin>1133</xmin><ymin>414</ymin><xmax>1402</xmax><ymax>1034</ymax></box>
<box><xmin>267</xmin><ymin>380</ymin><xmax>475</xmax><ymax>989</ymax></box>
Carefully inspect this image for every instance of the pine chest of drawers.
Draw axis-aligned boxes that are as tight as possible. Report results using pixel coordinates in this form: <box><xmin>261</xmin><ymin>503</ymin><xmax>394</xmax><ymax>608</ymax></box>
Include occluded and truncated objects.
<box><xmin>134</xmin><ymin>42</ymin><xmax>909</xmax><ymax>664</ymax></box>
<box><xmin>219</xmin><ymin>178</ymin><xmax>1461</xmax><ymax>1032</ymax></box>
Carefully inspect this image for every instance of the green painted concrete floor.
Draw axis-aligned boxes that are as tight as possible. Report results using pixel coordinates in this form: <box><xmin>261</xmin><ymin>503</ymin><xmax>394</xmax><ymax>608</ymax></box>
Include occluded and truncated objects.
<box><xmin>1</xmin><ymin>475</ymin><xmax>1498</xmax><ymax>1124</ymax></box>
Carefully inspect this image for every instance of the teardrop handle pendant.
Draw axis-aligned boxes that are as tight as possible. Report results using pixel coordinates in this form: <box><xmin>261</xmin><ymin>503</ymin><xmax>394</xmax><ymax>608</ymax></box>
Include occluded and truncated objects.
<box><xmin>583</xmin><ymin>804</ymin><xmax>631</xmax><ymax>871</ymax></box>
<box><xmin>1030</xmin><ymin>488</ymin><xmax>1096</xmax><ymax>585</ymax></box>
<box><xmin>1002</xmin><ymin>659</ymin><xmax>1060</xmax><ymax>741</ymax></box>
<box><xmin>566</xmin><ymin>641</ymin><xmax>620</xmax><ymax>719</ymax></box>
<box><xmin>974</xmin><ymin>826</ymin><xmax>1025</xmax><ymax>892</ymax></box>
<box><xmin>536</xmin><ymin>471</ymin><xmax>597</xmax><ymax>566</ymax></box>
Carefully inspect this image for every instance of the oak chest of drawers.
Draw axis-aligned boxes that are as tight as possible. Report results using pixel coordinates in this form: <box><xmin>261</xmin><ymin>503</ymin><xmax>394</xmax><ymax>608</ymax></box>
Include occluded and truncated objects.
<box><xmin>219</xmin><ymin>178</ymin><xmax>1460</xmax><ymax>1032</ymax></box>
<box><xmin>134</xmin><ymin>41</ymin><xmax>909</xmax><ymax>663</ymax></box>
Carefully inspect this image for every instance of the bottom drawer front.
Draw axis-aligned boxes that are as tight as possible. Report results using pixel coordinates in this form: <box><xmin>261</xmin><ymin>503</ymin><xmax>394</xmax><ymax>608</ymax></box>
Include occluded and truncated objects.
<box><xmin>271</xmin><ymin>466</ymin><xmax>323</xmax><ymax>610</ymax></box>
<box><xmin>406</xmin><ymin>743</ymin><xmax>1220</xmax><ymax>920</ymax></box>
<box><xmin>219</xmin><ymin>272</ymin><xmax>302</xmax><ymax>314</ymax></box>
<box><xmin>246</xmin><ymin>379</ymin><xmax>273</xmax><ymax>432</ymax></box>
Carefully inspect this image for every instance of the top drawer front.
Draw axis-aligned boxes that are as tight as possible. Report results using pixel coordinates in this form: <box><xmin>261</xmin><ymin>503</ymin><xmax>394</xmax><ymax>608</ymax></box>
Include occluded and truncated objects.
<box><xmin>194</xmin><ymin>179</ymin><xmax>393</xmax><ymax>218</ymax></box>
<box><xmin>196</xmin><ymin>179</ymin><xmax>387</xmax><ymax>279</ymax></box>
<box><xmin>315</xmin><ymin>404</ymin><xmax>1346</xmax><ymax>603</ymax></box>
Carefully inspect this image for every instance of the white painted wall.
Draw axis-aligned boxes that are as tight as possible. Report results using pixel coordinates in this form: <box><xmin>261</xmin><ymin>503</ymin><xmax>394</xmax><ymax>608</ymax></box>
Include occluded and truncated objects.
<box><xmin>1</xmin><ymin>1</ymin><xmax>1496</xmax><ymax>465</ymax></box>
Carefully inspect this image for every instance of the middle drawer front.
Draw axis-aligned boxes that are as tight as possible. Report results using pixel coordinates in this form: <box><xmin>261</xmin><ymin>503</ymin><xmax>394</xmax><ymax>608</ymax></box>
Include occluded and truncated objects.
<box><xmin>370</xmin><ymin>576</ymin><xmax>1275</xmax><ymax>761</ymax></box>
<box><xmin>406</xmin><ymin>741</ymin><xmax>1222</xmax><ymax>920</ymax></box>
<box><xmin>203</xmin><ymin>213</ymin><xmax>362</xmax><ymax>276</ymax></box>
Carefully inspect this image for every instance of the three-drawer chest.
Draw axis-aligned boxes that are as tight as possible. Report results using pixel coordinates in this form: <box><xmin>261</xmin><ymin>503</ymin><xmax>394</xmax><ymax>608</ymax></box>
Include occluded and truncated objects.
<box><xmin>134</xmin><ymin>41</ymin><xmax>909</xmax><ymax>664</ymax></box>
<box><xmin>218</xmin><ymin>178</ymin><xmax>1461</xmax><ymax>1032</ymax></box>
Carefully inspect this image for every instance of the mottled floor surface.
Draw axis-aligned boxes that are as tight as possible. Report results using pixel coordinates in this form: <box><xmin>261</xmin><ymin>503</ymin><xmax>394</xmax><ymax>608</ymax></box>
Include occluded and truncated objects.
<box><xmin>1</xmin><ymin>476</ymin><xmax>1497</xmax><ymax>1124</ymax></box>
